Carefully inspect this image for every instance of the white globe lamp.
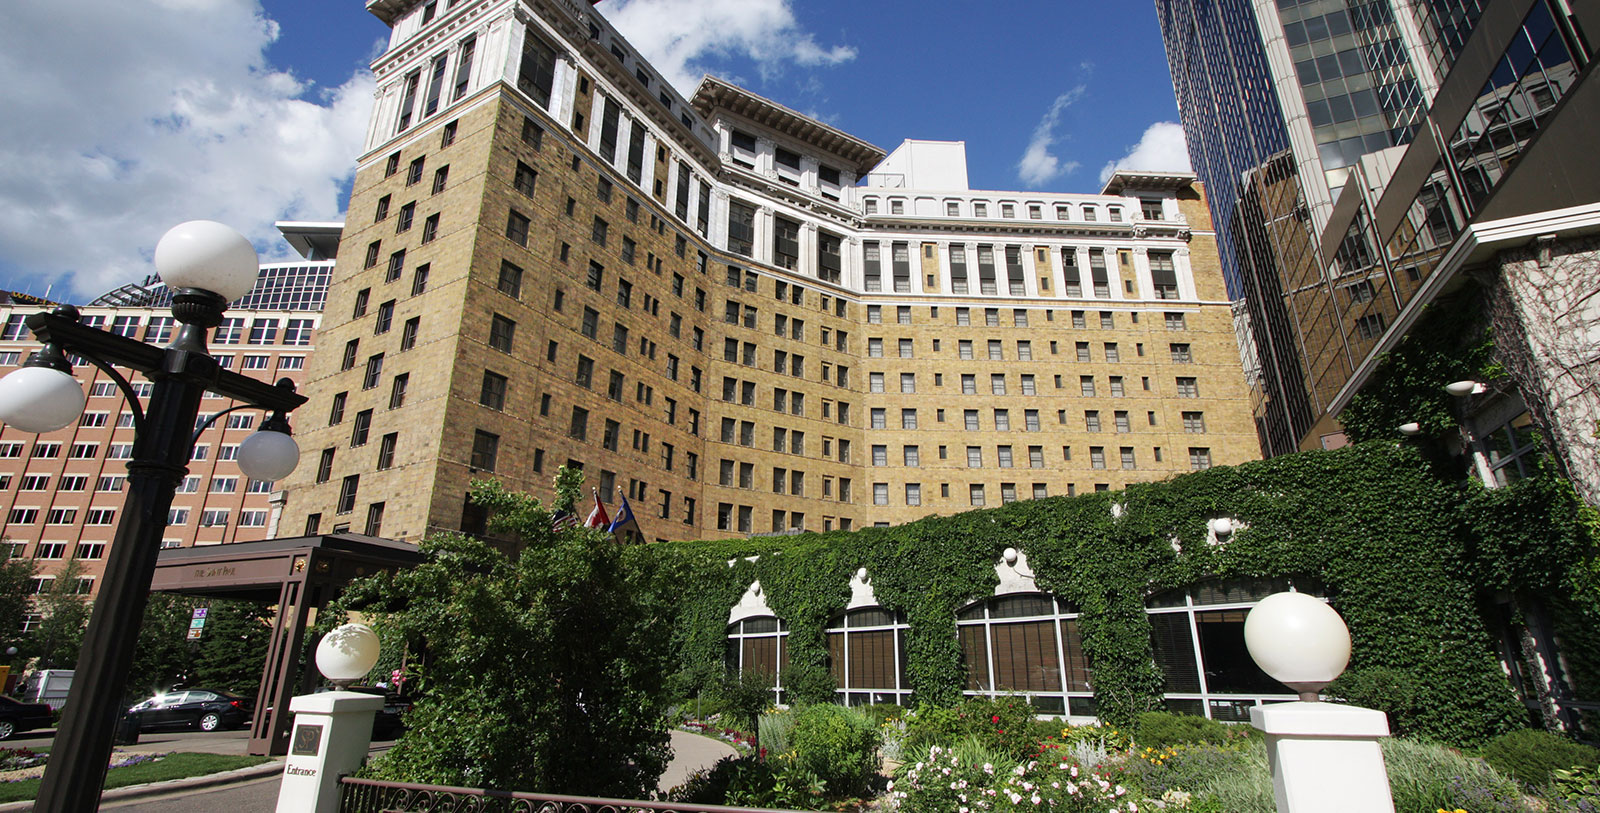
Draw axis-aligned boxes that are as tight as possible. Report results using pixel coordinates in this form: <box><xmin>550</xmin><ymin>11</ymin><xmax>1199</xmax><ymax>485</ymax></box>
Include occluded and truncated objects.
<box><xmin>237</xmin><ymin>428</ymin><xmax>300</xmax><ymax>481</ymax></box>
<box><xmin>315</xmin><ymin>623</ymin><xmax>381</xmax><ymax>689</ymax></box>
<box><xmin>154</xmin><ymin>220</ymin><xmax>260</xmax><ymax>302</ymax></box>
<box><xmin>0</xmin><ymin>365</ymin><xmax>85</xmax><ymax>433</ymax></box>
<box><xmin>1397</xmin><ymin>422</ymin><xmax>1421</xmax><ymax>436</ymax></box>
<box><xmin>1445</xmin><ymin>380</ymin><xmax>1481</xmax><ymax>397</ymax></box>
<box><xmin>1244</xmin><ymin>591</ymin><xmax>1351</xmax><ymax>701</ymax></box>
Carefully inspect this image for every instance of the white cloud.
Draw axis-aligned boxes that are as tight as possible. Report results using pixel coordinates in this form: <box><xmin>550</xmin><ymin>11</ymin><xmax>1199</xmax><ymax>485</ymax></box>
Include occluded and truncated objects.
<box><xmin>0</xmin><ymin>0</ymin><xmax>373</xmax><ymax>300</ymax></box>
<box><xmin>604</xmin><ymin>0</ymin><xmax>856</xmax><ymax>95</ymax></box>
<box><xmin>1099</xmin><ymin>121</ymin><xmax>1193</xmax><ymax>184</ymax></box>
<box><xmin>1016</xmin><ymin>87</ymin><xmax>1087</xmax><ymax>187</ymax></box>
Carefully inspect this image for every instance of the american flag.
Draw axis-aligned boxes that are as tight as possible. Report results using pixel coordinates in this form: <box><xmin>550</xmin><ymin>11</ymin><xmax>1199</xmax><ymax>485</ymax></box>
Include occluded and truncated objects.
<box><xmin>550</xmin><ymin>508</ymin><xmax>579</xmax><ymax>531</ymax></box>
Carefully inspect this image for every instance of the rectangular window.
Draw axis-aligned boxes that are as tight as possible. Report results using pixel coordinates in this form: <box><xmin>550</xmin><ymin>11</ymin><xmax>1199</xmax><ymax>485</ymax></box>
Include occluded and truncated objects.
<box><xmin>726</xmin><ymin>200</ymin><xmax>755</xmax><ymax>257</ymax></box>
<box><xmin>489</xmin><ymin>314</ymin><xmax>515</xmax><ymax>352</ymax></box>
<box><xmin>471</xmin><ymin>430</ymin><xmax>500</xmax><ymax>471</ymax></box>
<box><xmin>506</xmin><ymin>210</ymin><xmax>530</xmax><ymax>246</ymax></box>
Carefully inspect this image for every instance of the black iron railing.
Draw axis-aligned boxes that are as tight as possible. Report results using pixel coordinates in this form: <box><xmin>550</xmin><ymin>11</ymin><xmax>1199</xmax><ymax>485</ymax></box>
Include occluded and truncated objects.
<box><xmin>338</xmin><ymin>777</ymin><xmax>806</xmax><ymax>813</ymax></box>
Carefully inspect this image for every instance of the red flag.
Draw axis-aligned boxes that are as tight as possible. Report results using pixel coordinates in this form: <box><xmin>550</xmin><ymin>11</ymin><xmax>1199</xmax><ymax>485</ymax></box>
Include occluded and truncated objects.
<box><xmin>584</xmin><ymin>491</ymin><xmax>610</xmax><ymax>529</ymax></box>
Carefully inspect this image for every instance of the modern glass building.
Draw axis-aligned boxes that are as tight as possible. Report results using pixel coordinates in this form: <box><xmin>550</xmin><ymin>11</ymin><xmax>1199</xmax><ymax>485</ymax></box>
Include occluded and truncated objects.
<box><xmin>1157</xmin><ymin>0</ymin><xmax>1598</xmax><ymax>474</ymax></box>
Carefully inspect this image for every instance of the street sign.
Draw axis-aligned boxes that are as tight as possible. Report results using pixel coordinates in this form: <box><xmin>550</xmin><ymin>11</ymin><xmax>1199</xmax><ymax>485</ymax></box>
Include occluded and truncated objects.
<box><xmin>189</xmin><ymin>618</ymin><xmax>206</xmax><ymax>629</ymax></box>
<box><xmin>186</xmin><ymin>628</ymin><xmax>203</xmax><ymax>640</ymax></box>
<box><xmin>188</xmin><ymin>607</ymin><xmax>208</xmax><ymax>639</ymax></box>
<box><xmin>192</xmin><ymin>608</ymin><xmax>208</xmax><ymax>619</ymax></box>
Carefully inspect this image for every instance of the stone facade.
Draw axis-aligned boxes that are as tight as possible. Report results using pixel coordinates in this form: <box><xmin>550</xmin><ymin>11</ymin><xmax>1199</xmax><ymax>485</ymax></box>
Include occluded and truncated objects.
<box><xmin>280</xmin><ymin>0</ymin><xmax>1262</xmax><ymax>542</ymax></box>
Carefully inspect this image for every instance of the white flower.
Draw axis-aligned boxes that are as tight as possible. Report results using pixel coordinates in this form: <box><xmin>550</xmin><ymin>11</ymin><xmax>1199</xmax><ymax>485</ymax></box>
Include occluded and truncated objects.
<box><xmin>983</xmin><ymin>762</ymin><xmax>995</xmax><ymax>774</ymax></box>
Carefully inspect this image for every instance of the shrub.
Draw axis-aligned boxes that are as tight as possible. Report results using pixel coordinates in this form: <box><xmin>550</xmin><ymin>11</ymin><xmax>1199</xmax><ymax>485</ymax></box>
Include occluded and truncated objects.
<box><xmin>668</xmin><ymin>754</ymin><xmax>820</xmax><ymax>809</ymax></box>
<box><xmin>788</xmin><ymin>703</ymin><xmax>881</xmax><ymax>800</ymax></box>
<box><xmin>1548</xmin><ymin>765</ymin><xmax>1600</xmax><ymax>811</ymax></box>
<box><xmin>888</xmin><ymin>741</ymin><xmax>1019</xmax><ymax>813</ymax></box>
<box><xmin>1483</xmin><ymin>728</ymin><xmax>1600</xmax><ymax>789</ymax></box>
<box><xmin>1135</xmin><ymin>711</ymin><xmax>1233</xmax><ymax>749</ymax></box>
<box><xmin>903</xmin><ymin>696</ymin><xmax>1039</xmax><ymax>760</ymax></box>
<box><xmin>1382</xmin><ymin>737</ymin><xmax>1530</xmax><ymax>813</ymax></box>
<box><xmin>1126</xmin><ymin>741</ymin><xmax>1252</xmax><ymax>799</ymax></box>
<box><xmin>860</xmin><ymin>703</ymin><xmax>904</xmax><ymax>727</ymax></box>
<box><xmin>1328</xmin><ymin>666</ymin><xmax>1424</xmax><ymax>735</ymax></box>
<box><xmin>994</xmin><ymin>760</ymin><xmax>1140</xmax><ymax>811</ymax></box>
<box><xmin>757</xmin><ymin>708</ymin><xmax>796</xmax><ymax>758</ymax></box>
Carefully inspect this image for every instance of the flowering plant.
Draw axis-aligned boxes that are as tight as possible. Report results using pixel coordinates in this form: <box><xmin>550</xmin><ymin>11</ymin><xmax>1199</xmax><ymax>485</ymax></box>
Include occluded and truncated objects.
<box><xmin>993</xmin><ymin>758</ymin><xmax>1141</xmax><ymax>812</ymax></box>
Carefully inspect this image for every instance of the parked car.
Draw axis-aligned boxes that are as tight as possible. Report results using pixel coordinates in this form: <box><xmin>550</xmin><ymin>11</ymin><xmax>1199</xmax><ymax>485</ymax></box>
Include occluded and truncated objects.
<box><xmin>126</xmin><ymin>689</ymin><xmax>253</xmax><ymax>732</ymax></box>
<box><xmin>312</xmin><ymin>686</ymin><xmax>412</xmax><ymax>740</ymax></box>
<box><xmin>0</xmin><ymin>696</ymin><xmax>53</xmax><ymax>739</ymax></box>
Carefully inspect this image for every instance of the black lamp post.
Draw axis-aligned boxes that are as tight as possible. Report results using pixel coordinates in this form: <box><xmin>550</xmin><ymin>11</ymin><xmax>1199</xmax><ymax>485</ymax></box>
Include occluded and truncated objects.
<box><xmin>0</xmin><ymin>221</ymin><xmax>307</xmax><ymax>811</ymax></box>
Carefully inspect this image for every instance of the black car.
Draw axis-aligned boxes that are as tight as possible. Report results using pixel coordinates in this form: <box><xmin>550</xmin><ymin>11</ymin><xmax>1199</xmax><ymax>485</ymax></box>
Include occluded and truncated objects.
<box><xmin>126</xmin><ymin>689</ymin><xmax>253</xmax><ymax>732</ymax></box>
<box><xmin>0</xmin><ymin>696</ymin><xmax>52</xmax><ymax>740</ymax></box>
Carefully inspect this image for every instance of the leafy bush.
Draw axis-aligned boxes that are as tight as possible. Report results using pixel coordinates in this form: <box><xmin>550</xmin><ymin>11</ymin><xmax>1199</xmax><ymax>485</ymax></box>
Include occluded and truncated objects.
<box><xmin>710</xmin><ymin>672</ymin><xmax>772</xmax><ymax>734</ymax></box>
<box><xmin>904</xmin><ymin>696</ymin><xmax>1039</xmax><ymax>759</ymax></box>
<box><xmin>1126</xmin><ymin>741</ymin><xmax>1252</xmax><ymax>799</ymax></box>
<box><xmin>1381</xmin><ymin>737</ymin><xmax>1530</xmax><ymax>813</ymax></box>
<box><xmin>333</xmin><ymin>473</ymin><xmax>675</xmax><ymax>798</ymax></box>
<box><xmin>888</xmin><ymin>741</ymin><xmax>1018</xmax><ymax>813</ymax></box>
<box><xmin>668</xmin><ymin>754</ymin><xmax>820</xmax><ymax>809</ymax></box>
<box><xmin>995</xmin><ymin>760</ymin><xmax>1139</xmax><ymax>811</ymax></box>
<box><xmin>1548</xmin><ymin>765</ymin><xmax>1600</xmax><ymax>811</ymax></box>
<box><xmin>1482</xmin><ymin>728</ymin><xmax>1600</xmax><ymax>788</ymax></box>
<box><xmin>1135</xmin><ymin>711</ymin><xmax>1234</xmax><ymax>749</ymax></box>
<box><xmin>860</xmin><ymin>703</ymin><xmax>904</xmax><ymax>727</ymax></box>
<box><xmin>1328</xmin><ymin>666</ymin><xmax>1424</xmax><ymax>734</ymax></box>
<box><xmin>788</xmin><ymin>703</ymin><xmax>881</xmax><ymax>800</ymax></box>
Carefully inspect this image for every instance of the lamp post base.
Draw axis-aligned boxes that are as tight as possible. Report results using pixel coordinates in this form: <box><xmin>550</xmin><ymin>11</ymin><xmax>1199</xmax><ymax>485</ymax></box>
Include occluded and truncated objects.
<box><xmin>274</xmin><ymin>690</ymin><xmax>383</xmax><ymax>813</ymax></box>
<box><xmin>1249</xmin><ymin>701</ymin><xmax>1394</xmax><ymax>813</ymax></box>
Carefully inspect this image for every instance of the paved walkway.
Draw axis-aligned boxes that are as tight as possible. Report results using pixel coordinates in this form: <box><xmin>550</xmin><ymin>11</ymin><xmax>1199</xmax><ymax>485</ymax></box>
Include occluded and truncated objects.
<box><xmin>658</xmin><ymin>729</ymin><xmax>739</xmax><ymax>793</ymax></box>
<box><xmin>6</xmin><ymin>728</ymin><xmax>737</xmax><ymax>811</ymax></box>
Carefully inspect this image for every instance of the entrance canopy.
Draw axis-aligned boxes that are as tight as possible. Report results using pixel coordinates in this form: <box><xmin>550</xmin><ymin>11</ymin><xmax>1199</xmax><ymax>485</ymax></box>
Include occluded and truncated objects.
<box><xmin>152</xmin><ymin>533</ymin><xmax>424</xmax><ymax>754</ymax></box>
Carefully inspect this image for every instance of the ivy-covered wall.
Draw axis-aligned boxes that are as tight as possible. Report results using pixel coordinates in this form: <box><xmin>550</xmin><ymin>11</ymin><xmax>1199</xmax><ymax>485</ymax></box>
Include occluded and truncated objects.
<box><xmin>648</xmin><ymin>441</ymin><xmax>1597</xmax><ymax>747</ymax></box>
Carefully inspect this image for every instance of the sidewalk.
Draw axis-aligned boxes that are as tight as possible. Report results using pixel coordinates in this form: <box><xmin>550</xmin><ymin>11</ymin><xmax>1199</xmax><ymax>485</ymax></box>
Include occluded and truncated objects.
<box><xmin>0</xmin><ymin>728</ymin><xmax>736</xmax><ymax>810</ymax></box>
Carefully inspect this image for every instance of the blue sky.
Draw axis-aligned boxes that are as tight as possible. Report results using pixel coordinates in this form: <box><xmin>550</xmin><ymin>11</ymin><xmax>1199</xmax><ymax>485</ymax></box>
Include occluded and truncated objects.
<box><xmin>0</xmin><ymin>0</ymin><xmax>1191</xmax><ymax>302</ymax></box>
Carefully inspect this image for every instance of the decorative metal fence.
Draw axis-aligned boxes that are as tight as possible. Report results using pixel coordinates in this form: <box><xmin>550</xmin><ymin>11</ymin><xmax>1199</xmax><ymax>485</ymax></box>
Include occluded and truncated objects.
<box><xmin>338</xmin><ymin>777</ymin><xmax>805</xmax><ymax>813</ymax></box>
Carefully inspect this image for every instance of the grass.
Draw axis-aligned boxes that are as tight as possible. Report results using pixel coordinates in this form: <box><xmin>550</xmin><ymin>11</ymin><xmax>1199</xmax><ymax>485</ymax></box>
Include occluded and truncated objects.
<box><xmin>0</xmin><ymin>752</ymin><xmax>274</xmax><ymax>803</ymax></box>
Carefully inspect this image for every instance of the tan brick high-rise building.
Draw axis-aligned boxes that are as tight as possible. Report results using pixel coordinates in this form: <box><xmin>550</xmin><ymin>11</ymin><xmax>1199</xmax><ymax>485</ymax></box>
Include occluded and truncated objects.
<box><xmin>283</xmin><ymin>0</ymin><xmax>1259</xmax><ymax>542</ymax></box>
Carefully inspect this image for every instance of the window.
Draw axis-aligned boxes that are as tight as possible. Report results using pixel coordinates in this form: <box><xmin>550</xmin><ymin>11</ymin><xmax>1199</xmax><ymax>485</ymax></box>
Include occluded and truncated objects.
<box><xmin>412</xmin><ymin>264</ymin><xmax>430</xmax><ymax>295</ymax></box>
<box><xmin>991</xmin><ymin>374</ymin><xmax>1006</xmax><ymax>395</ymax></box>
<box><xmin>481</xmin><ymin>370</ymin><xmax>508</xmax><ymax>409</ymax></box>
<box><xmin>969</xmin><ymin>484</ymin><xmax>986</xmax><ymax>506</ymax></box>
<box><xmin>407</xmin><ymin>156</ymin><xmax>425</xmax><ymax>185</ymax></box>
<box><xmin>1086</xmin><ymin>411</ymin><xmax>1101</xmax><ymax>433</ymax></box>
<box><xmin>399</xmin><ymin>317</ymin><xmax>420</xmax><ymax>351</ymax></box>
<box><xmin>1189</xmin><ymin>448</ymin><xmax>1212</xmax><ymax>470</ymax></box>
<box><xmin>386</xmin><ymin>373</ymin><xmax>408</xmax><ymax>408</ymax></box>
<box><xmin>1165</xmin><ymin>312</ymin><xmax>1187</xmax><ymax>330</ymax></box>
<box><xmin>512</xmin><ymin>161</ymin><xmax>538</xmax><ymax>197</ymax></box>
<box><xmin>421</xmin><ymin>213</ymin><xmax>440</xmax><ymax>243</ymax></box>
<box><xmin>351</xmin><ymin>409</ymin><xmax>373</xmax><ymax>446</ymax></box>
<box><xmin>1081</xmin><ymin>376</ymin><xmax>1096</xmax><ymax>398</ymax></box>
<box><xmin>362</xmin><ymin>354</ymin><xmax>384</xmax><ymax>389</ymax></box>
<box><xmin>1176</xmin><ymin>377</ymin><xmax>1199</xmax><ymax>398</ymax></box>
<box><xmin>374</xmin><ymin>300</ymin><xmax>395</xmax><ymax>335</ymax></box>
<box><xmin>489</xmin><ymin>314</ymin><xmax>515</xmax><ymax>352</ymax></box>
<box><xmin>337</xmin><ymin>475</ymin><xmax>360</xmax><ymax>514</ymax></box>
<box><xmin>966</xmin><ymin>446</ymin><xmax>983</xmax><ymax>467</ymax></box>
<box><xmin>469</xmin><ymin>429</ymin><xmax>501</xmax><ymax>471</ymax></box>
<box><xmin>1182</xmin><ymin>412</ymin><xmax>1206</xmax><ymax>433</ymax></box>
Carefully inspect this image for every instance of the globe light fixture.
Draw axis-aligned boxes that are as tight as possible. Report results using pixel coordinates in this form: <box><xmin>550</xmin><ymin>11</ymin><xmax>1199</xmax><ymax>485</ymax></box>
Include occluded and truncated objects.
<box><xmin>316</xmin><ymin>624</ymin><xmax>381</xmax><ymax>689</ymax></box>
<box><xmin>1244</xmin><ymin>591</ymin><xmax>1351</xmax><ymax>701</ymax></box>
<box><xmin>153</xmin><ymin>220</ymin><xmax>261</xmax><ymax>303</ymax></box>
<box><xmin>237</xmin><ymin>413</ymin><xmax>301</xmax><ymax>482</ymax></box>
<box><xmin>0</xmin><ymin>362</ymin><xmax>85</xmax><ymax>433</ymax></box>
<box><xmin>1445</xmin><ymin>380</ymin><xmax>1485</xmax><ymax>397</ymax></box>
<box><xmin>1397</xmin><ymin>422</ymin><xmax>1421</xmax><ymax>436</ymax></box>
<box><xmin>19</xmin><ymin>221</ymin><xmax>306</xmax><ymax>811</ymax></box>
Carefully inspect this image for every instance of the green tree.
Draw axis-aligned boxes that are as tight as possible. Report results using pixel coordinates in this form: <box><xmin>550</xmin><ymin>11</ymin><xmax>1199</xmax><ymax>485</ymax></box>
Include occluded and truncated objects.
<box><xmin>334</xmin><ymin>470</ymin><xmax>676</xmax><ymax>797</ymax></box>
<box><xmin>126</xmin><ymin>594</ymin><xmax>200</xmax><ymax>702</ymax></box>
<box><xmin>0</xmin><ymin>544</ymin><xmax>36</xmax><ymax>652</ymax></box>
<box><xmin>193</xmin><ymin>600</ymin><xmax>272</xmax><ymax>697</ymax></box>
<box><xmin>32</xmin><ymin>558</ymin><xmax>90</xmax><ymax>668</ymax></box>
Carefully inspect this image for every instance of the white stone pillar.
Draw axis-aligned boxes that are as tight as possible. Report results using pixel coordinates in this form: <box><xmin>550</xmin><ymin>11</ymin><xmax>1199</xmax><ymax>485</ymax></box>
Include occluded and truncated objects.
<box><xmin>1249</xmin><ymin>702</ymin><xmax>1395</xmax><ymax>813</ymax></box>
<box><xmin>275</xmin><ymin>691</ymin><xmax>384</xmax><ymax>813</ymax></box>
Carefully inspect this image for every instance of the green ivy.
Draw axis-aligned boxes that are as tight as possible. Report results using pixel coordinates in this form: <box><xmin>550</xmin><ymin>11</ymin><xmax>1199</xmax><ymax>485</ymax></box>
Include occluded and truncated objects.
<box><xmin>648</xmin><ymin>441</ymin><xmax>1594</xmax><ymax>746</ymax></box>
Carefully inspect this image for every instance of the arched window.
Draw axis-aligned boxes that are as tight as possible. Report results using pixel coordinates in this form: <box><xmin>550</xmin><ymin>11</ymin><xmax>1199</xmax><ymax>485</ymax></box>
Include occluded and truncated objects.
<box><xmin>725</xmin><ymin>616</ymin><xmax>788</xmax><ymax>704</ymax></box>
<box><xmin>956</xmin><ymin>593</ymin><xmax>1092</xmax><ymax>717</ymax></box>
<box><xmin>1146</xmin><ymin>576</ymin><xmax>1327</xmax><ymax>721</ymax></box>
<box><xmin>825</xmin><ymin>608</ymin><xmax>910</xmax><ymax>706</ymax></box>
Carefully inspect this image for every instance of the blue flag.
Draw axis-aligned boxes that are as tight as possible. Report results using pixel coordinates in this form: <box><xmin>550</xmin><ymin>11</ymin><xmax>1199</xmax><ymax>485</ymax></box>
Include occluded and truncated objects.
<box><xmin>606</xmin><ymin>494</ymin><xmax>636</xmax><ymax>533</ymax></box>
